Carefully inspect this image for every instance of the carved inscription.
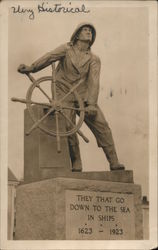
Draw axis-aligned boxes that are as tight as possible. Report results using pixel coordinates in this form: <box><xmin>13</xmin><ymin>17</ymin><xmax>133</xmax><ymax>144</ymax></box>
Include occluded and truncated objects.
<box><xmin>66</xmin><ymin>190</ymin><xmax>135</xmax><ymax>240</ymax></box>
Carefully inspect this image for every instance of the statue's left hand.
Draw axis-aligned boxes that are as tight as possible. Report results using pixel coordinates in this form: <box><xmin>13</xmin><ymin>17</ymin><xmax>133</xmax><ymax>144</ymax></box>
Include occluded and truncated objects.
<box><xmin>85</xmin><ymin>104</ymin><xmax>97</xmax><ymax>118</ymax></box>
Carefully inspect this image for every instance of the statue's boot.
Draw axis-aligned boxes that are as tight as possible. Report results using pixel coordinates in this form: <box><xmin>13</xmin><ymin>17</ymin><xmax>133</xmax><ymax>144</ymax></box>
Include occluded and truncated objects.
<box><xmin>102</xmin><ymin>145</ymin><xmax>125</xmax><ymax>171</ymax></box>
<box><xmin>69</xmin><ymin>144</ymin><xmax>82</xmax><ymax>172</ymax></box>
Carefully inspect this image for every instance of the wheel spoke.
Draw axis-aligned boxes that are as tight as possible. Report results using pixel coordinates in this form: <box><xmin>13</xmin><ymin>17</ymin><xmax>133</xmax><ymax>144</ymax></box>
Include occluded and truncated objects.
<box><xmin>26</xmin><ymin>73</ymin><xmax>36</xmax><ymax>84</ymax></box>
<box><xmin>36</xmin><ymin>85</ymin><xmax>52</xmax><ymax>103</ymax></box>
<box><xmin>11</xmin><ymin>97</ymin><xmax>51</xmax><ymax>107</ymax></box>
<box><xmin>59</xmin><ymin>79</ymin><xmax>83</xmax><ymax>103</ymax></box>
<box><xmin>59</xmin><ymin>89</ymin><xmax>74</xmax><ymax>103</ymax></box>
<box><xmin>62</xmin><ymin>105</ymin><xmax>84</xmax><ymax>111</ymax></box>
<box><xmin>51</xmin><ymin>63</ymin><xmax>57</xmax><ymax>100</ymax></box>
<box><xmin>26</xmin><ymin>107</ymin><xmax>55</xmax><ymax>135</ymax></box>
<box><xmin>30</xmin><ymin>101</ymin><xmax>51</xmax><ymax>107</ymax></box>
<box><xmin>55</xmin><ymin>112</ymin><xmax>61</xmax><ymax>153</ymax></box>
<box><xmin>60</xmin><ymin>110</ymin><xmax>76</xmax><ymax>128</ymax></box>
<box><xmin>59</xmin><ymin>110</ymin><xmax>89</xmax><ymax>143</ymax></box>
<box><xmin>53</xmin><ymin>82</ymin><xmax>57</xmax><ymax>100</ymax></box>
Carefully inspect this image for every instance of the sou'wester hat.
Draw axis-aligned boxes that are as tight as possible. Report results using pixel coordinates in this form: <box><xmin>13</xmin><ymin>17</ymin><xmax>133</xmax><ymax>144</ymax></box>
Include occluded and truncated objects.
<box><xmin>70</xmin><ymin>22</ymin><xmax>96</xmax><ymax>47</ymax></box>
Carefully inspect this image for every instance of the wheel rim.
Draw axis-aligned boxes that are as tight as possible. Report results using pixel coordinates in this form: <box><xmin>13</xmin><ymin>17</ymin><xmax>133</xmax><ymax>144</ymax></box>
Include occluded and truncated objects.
<box><xmin>26</xmin><ymin>76</ymin><xmax>85</xmax><ymax>136</ymax></box>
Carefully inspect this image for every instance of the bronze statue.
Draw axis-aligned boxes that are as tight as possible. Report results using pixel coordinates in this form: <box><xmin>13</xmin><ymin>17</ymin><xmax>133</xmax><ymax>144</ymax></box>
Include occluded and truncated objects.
<box><xmin>18</xmin><ymin>22</ymin><xmax>125</xmax><ymax>172</ymax></box>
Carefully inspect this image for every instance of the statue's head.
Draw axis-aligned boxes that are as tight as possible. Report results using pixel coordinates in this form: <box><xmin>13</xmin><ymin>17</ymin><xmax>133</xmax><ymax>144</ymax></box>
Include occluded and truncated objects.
<box><xmin>70</xmin><ymin>22</ymin><xmax>96</xmax><ymax>47</ymax></box>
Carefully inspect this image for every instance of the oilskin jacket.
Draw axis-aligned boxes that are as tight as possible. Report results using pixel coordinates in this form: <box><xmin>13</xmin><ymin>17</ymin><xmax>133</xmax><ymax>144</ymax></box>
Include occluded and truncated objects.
<box><xmin>31</xmin><ymin>43</ymin><xmax>101</xmax><ymax>105</ymax></box>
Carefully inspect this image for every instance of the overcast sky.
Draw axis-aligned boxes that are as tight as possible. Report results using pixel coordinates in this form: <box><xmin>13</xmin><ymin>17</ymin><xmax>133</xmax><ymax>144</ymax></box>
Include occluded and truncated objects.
<box><xmin>8</xmin><ymin>1</ymin><xmax>149</xmax><ymax>196</ymax></box>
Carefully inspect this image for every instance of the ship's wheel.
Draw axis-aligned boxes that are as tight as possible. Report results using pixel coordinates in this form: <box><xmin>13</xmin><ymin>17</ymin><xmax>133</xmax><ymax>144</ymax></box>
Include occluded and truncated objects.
<box><xmin>12</xmin><ymin>63</ymin><xmax>89</xmax><ymax>152</ymax></box>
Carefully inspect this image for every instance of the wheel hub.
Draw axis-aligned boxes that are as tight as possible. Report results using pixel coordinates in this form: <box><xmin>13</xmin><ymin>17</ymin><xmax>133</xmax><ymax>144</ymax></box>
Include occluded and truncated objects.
<box><xmin>53</xmin><ymin>101</ymin><xmax>62</xmax><ymax>112</ymax></box>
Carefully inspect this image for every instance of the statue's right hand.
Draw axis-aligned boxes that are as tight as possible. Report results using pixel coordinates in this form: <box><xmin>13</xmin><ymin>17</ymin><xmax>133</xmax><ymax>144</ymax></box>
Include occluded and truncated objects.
<box><xmin>17</xmin><ymin>64</ymin><xmax>32</xmax><ymax>74</ymax></box>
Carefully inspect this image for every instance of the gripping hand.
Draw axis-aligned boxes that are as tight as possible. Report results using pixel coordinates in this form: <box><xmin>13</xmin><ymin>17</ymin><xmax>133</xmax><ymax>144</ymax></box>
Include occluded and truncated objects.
<box><xmin>18</xmin><ymin>64</ymin><xmax>33</xmax><ymax>74</ymax></box>
<box><xmin>85</xmin><ymin>104</ymin><xmax>97</xmax><ymax>118</ymax></box>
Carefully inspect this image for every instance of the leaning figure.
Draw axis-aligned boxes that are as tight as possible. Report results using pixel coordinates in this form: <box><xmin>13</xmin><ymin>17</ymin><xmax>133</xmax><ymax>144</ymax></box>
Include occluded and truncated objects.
<box><xmin>18</xmin><ymin>22</ymin><xmax>125</xmax><ymax>172</ymax></box>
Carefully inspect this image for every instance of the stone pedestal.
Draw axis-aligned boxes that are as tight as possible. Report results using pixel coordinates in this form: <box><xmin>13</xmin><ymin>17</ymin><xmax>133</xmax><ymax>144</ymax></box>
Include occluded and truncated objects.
<box><xmin>15</xmin><ymin>106</ymin><xmax>143</xmax><ymax>240</ymax></box>
<box><xmin>24</xmin><ymin>106</ymin><xmax>71</xmax><ymax>183</ymax></box>
<box><xmin>15</xmin><ymin>172</ymin><xmax>143</xmax><ymax>240</ymax></box>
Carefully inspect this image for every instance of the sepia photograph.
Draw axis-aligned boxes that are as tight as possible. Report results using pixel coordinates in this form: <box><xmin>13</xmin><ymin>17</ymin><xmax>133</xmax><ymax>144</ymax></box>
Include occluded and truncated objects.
<box><xmin>0</xmin><ymin>0</ymin><xmax>157</xmax><ymax>249</ymax></box>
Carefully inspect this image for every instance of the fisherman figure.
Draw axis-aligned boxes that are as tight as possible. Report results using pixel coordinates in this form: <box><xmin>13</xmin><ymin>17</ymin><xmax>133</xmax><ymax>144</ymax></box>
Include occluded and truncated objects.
<box><xmin>18</xmin><ymin>23</ymin><xmax>125</xmax><ymax>172</ymax></box>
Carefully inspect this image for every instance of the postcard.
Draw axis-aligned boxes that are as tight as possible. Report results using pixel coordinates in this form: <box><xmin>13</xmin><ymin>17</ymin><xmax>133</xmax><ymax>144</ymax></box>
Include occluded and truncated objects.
<box><xmin>0</xmin><ymin>0</ymin><xmax>157</xmax><ymax>249</ymax></box>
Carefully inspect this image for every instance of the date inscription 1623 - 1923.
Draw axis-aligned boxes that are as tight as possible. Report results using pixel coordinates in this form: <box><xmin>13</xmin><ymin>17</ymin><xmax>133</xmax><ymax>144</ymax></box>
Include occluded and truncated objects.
<box><xmin>77</xmin><ymin>226</ymin><xmax>124</xmax><ymax>236</ymax></box>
